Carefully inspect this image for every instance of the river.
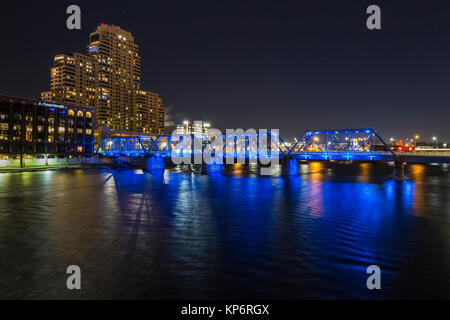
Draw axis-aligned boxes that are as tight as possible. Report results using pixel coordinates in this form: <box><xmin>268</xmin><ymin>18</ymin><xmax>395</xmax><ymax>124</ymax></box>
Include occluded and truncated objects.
<box><xmin>0</xmin><ymin>162</ymin><xmax>449</xmax><ymax>299</ymax></box>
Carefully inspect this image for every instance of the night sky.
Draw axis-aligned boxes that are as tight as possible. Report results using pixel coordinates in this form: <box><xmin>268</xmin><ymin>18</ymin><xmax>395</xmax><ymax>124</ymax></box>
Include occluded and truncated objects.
<box><xmin>1</xmin><ymin>0</ymin><xmax>449</xmax><ymax>141</ymax></box>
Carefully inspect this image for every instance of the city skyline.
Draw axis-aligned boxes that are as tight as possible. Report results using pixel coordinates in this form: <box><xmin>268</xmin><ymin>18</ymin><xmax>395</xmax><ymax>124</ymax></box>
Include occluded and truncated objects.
<box><xmin>40</xmin><ymin>24</ymin><xmax>165</xmax><ymax>135</ymax></box>
<box><xmin>0</xmin><ymin>0</ymin><xmax>450</xmax><ymax>141</ymax></box>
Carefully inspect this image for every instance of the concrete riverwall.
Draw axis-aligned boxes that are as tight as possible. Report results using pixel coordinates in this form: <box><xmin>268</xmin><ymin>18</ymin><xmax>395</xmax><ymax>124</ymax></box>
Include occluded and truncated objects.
<box><xmin>0</xmin><ymin>156</ymin><xmax>99</xmax><ymax>168</ymax></box>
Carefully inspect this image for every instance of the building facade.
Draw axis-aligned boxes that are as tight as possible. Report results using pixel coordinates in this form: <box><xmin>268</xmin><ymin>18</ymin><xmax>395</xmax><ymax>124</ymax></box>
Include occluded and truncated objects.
<box><xmin>135</xmin><ymin>90</ymin><xmax>165</xmax><ymax>135</ymax></box>
<box><xmin>176</xmin><ymin>121</ymin><xmax>211</xmax><ymax>135</ymax></box>
<box><xmin>0</xmin><ymin>96</ymin><xmax>95</xmax><ymax>167</ymax></box>
<box><xmin>88</xmin><ymin>24</ymin><xmax>140</xmax><ymax>131</ymax></box>
<box><xmin>41</xmin><ymin>53</ymin><xmax>96</xmax><ymax>107</ymax></box>
<box><xmin>41</xmin><ymin>24</ymin><xmax>165</xmax><ymax>135</ymax></box>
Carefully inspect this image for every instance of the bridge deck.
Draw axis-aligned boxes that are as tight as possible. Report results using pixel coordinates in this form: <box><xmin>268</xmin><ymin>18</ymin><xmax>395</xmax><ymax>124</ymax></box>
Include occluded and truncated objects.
<box><xmin>398</xmin><ymin>152</ymin><xmax>450</xmax><ymax>164</ymax></box>
<box><xmin>290</xmin><ymin>151</ymin><xmax>396</xmax><ymax>161</ymax></box>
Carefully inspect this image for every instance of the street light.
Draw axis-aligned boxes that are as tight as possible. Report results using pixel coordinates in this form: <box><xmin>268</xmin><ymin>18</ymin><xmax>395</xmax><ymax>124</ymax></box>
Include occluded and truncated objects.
<box><xmin>390</xmin><ymin>137</ymin><xmax>394</xmax><ymax>148</ymax></box>
<box><xmin>413</xmin><ymin>135</ymin><xmax>419</xmax><ymax>149</ymax></box>
<box><xmin>432</xmin><ymin>136</ymin><xmax>438</xmax><ymax>149</ymax></box>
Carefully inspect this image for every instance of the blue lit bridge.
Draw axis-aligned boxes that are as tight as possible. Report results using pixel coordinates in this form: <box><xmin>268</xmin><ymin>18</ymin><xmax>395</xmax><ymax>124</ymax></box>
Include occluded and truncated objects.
<box><xmin>96</xmin><ymin>128</ymin><xmax>450</xmax><ymax>182</ymax></box>
<box><xmin>97</xmin><ymin>128</ymin><xmax>393</xmax><ymax>159</ymax></box>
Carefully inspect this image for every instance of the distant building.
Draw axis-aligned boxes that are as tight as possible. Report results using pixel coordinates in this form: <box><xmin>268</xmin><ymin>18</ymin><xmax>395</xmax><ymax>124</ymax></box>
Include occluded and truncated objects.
<box><xmin>0</xmin><ymin>96</ymin><xmax>94</xmax><ymax>167</ymax></box>
<box><xmin>176</xmin><ymin>121</ymin><xmax>211</xmax><ymax>135</ymax></box>
<box><xmin>41</xmin><ymin>24</ymin><xmax>165</xmax><ymax>135</ymax></box>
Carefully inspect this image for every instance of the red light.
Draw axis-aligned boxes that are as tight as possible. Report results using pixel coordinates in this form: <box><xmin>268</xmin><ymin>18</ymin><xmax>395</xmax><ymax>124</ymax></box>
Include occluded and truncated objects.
<box><xmin>100</xmin><ymin>23</ymin><xmax>104</xmax><ymax>27</ymax></box>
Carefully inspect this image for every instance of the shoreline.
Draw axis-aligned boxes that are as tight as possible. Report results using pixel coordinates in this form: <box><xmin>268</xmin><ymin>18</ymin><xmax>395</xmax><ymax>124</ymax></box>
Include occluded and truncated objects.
<box><xmin>0</xmin><ymin>164</ymin><xmax>103</xmax><ymax>173</ymax></box>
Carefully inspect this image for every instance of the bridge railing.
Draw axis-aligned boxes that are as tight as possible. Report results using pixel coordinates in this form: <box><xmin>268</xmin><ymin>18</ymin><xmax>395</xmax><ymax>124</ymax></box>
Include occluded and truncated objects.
<box><xmin>97</xmin><ymin>136</ymin><xmax>147</xmax><ymax>156</ymax></box>
<box><xmin>201</xmin><ymin>131</ymin><xmax>290</xmax><ymax>157</ymax></box>
<box><xmin>398</xmin><ymin>151</ymin><xmax>450</xmax><ymax>157</ymax></box>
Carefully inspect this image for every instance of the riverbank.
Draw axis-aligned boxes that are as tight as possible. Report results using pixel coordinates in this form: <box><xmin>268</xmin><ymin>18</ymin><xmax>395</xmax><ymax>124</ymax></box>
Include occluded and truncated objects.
<box><xmin>0</xmin><ymin>164</ymin><xmax>102</xmax><ymax>173</ymax></box>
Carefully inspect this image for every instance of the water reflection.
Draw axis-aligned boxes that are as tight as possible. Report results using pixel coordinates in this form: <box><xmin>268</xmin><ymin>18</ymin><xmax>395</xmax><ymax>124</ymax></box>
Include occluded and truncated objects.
<box><xmin>359</xmin><ymin>163</ymin><xmax>371</xmax><ymax>183</ymax></box>
<box><xmin>0</xmin><ymin>162</ymin><xmax>449</xmax><ymax>299</ymax></box>
<box><xmin>409</xmin><ymin>164</ymin><xmax>425</xmax><ymax>181</ymax></box>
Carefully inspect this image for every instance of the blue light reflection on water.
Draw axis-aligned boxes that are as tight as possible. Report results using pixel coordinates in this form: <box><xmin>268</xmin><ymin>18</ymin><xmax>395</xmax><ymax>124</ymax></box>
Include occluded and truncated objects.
<box><xmin>0</xmin><ymin>163</ymin><xmax>449</xmax><ymax>299</ymax></box>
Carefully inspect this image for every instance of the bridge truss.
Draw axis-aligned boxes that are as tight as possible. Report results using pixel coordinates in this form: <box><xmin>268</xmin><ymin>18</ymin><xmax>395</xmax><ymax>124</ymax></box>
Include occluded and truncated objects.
<box><xmin>96</xmin><ymin>128</ymin><xmax>398</xmax><ymax>161</ymax></box>
<box><xmin>96</xmin><ymin>131</ymin><xmax>290</xmax><ymax>159</ymax></box>
<box><xmin>290</xmin><ymin>129</ymin><xmax>396</xmax><ymax>161</ymax></box>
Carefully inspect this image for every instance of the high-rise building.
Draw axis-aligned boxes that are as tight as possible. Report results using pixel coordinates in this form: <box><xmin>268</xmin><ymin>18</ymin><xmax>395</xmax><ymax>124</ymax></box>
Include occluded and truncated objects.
<box><xmin>41</xmin><ymin>24</ymin><xmax>165</xmax><ymax>135</ymax></box>
<box><xmin>87</xmin><ymin>24</ymin><xmax>140</xmax><ymax>131</ymax></box>
<box><xmin>41</xmin><ymin>53</ymin><xmax>96</xmax><ymax>107</ymax></box>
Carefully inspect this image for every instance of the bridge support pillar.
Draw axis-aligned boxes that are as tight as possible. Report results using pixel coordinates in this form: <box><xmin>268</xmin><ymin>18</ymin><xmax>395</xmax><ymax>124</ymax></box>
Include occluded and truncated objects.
<box><xmin>201</xmin><ymin>162</ymin><xmax>223</xmax><ymax>175</ymax></box>
<box><xmin>393</xmin><ymin>158</ymin><xmax>405</xmax><ymax>183</ymax></box>
<box><xmin>145</xmin><ymin>156</ymin><xmax>165</xmax><ymax>170</ymax></box>
<box><xmin>281</xmin><ymin>157</ymin><xmax>299</xmax><ymax>176</ymax></box>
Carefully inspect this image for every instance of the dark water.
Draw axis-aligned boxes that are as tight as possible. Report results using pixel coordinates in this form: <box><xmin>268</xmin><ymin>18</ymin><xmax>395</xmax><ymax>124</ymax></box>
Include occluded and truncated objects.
<box><xmin>0</xmin><ymin>162</ymin><xmax>449</xmax><ymax>299</ymax></box>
